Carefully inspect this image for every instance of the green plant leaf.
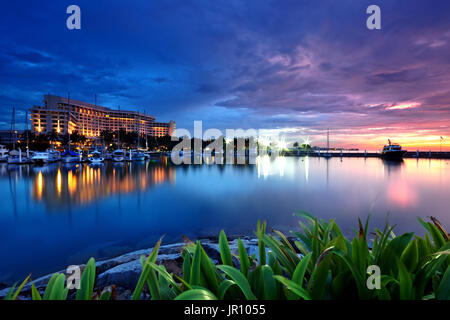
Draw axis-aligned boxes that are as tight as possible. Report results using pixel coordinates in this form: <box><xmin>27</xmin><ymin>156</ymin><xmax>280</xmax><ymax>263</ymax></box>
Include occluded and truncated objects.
<box><xmin>132</xmin><ymin>238</ymin><xmax>161</xmax><ymax>300</ymax></box>
<box><xmin>218</xmin><ymin>279</ymin><xmax>236</xmax><ymax>299</ymax></box>
<box><xmin>76</xmin><ymin>258</ymin><xmax>96</xmax><ymax>300</ymax></box>
<box><xmin>261</xmin><ymin>265</ymin><xmax>277</xmax><ymax>300</ymax></box>
<box><xmin>437</xmin><ymin>265</ymin><xmax>450</xmax><ymax>300</ymax></box>
<box><xmin>217</xmin><ymin>265</ymin><xmax>257</xmax><ymax>300</ymax></box>
<box><xmin>31</xmin><ymin>283</ymin><xmax>42</xmax><ymax>300</ymax></box>
<box><xmin>219</xmin><ymin>230</ymin><xmax>233</xmax><ymax>267</ymax></box>
<box><xmin>174</xmin><ymin>289</ymin><xmax>217</xmax><ymax>300</ymax></box>
<box><xmin>238</xmin><ymin>239</ymin><xmax>250</xmax><ymax>276</ymax></box>
<box><xmin>49</xmin><ymin>274</ymin><xmax>68</xmax><ymax>300</ymax></box>
<box><xmin>273</xmin><ymin>276</ymin><xmax>311</xmax><ymax>300</ymax></box>
<box><xmin>190</xmin><ymin>241</ymin><xmax>202</xmax><ymax>286</ymax></box>
<box><xmin>292</xmin><ymin>253</ymin><xmax>312</xmax><ymax>287</ymax></box>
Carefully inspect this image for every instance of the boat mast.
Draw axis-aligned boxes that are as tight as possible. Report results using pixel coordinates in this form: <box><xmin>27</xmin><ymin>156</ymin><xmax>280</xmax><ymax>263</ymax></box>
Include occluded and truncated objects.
<box><xmin>68</xmin><ymin>92</ymin><xmax>71</xmax><ymax>151</ymax></box>
<box><xmin>327</xmin><ymin>128</ymin><xmax>330</xmax><ymax>151</ymax></box>
<box><xmin>95</xmin><ymin>94</ymin><xmax>99</xmax><ymax>150</ymax></box>
<box><xmin>10</xmin><ymin>107</ymin><xmax>16</xmax><ymax>151</ymax></box>
<box><xmin>25</xmin><ymin>110</ymin><xmax>29</xmax><ymax>158</ymax></box>
<box><xmin>137</xmin><ymin>112</ymin><xmax>141</xmax><ymax>149</ymax></box>
<box><xmin>117</xmin><ymin>105</ymin><xmax>121</xmax><ymax>149</ymax></box>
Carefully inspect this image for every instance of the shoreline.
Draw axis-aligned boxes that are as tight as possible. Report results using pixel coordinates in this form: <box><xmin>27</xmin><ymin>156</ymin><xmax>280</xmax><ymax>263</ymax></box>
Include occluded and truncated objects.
<box><xmin>0</xmin><ymin>236</ymin><xmax>269</xmax><ymax>300</ymax></box>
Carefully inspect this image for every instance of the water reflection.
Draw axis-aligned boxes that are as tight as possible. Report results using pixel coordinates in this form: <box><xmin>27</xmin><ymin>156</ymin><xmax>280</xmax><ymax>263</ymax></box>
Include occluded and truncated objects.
<box><xmin>0</xmin><ymin>157</ymin><xmax>449</xmax><ymax>284</ymax></box>
<box><xmin>7</xmin><ymin>160</ymin><xmax>176</xmax><ymax>211</ymax></box>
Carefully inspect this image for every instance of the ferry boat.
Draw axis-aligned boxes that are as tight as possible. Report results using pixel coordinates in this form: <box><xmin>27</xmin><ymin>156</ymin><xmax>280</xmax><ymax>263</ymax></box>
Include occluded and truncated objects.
<box><xmin>88</xmin><ymin>150</ymin><xmax>104</xmax><ymax>164</ymax></box>
<box><xmin>0</xmin><ymin>145</ymin><xmax>9</xmax><ymax>162</ymax></box>
<box><xmin>112</xmin><ymin>149</ymin><xmax>126</xmax><ymax>162</ymax></box>
<box><xmin>31</xmin><ymin>149</ymin><xmax>61</xmax><ymax>164</ymax></box>
<box><xmin>381</xmin><ymin>140</ymin><xmax>406</xmax><ymax>161</ymax></box>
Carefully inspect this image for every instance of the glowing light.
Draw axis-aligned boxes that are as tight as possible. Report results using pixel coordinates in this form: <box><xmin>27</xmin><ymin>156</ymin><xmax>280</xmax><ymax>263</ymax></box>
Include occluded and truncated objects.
<box><xmin>278</xmin><ymin>139</ymin><xmax>287</xmax><ymax>150</ymax></box>
<box><xmin>37</xmin><ymin>171</ymin><xmax>43</xmax><ymax>200</ymax></box>
<box><xmin>56</xmin><ymin>169</ymin><xmax>62</xmax><ymax>195</ymax></box>
<box><xmin>386</xmin><ymin>102</ymin><xmax>420</xmax><ymax>110</ymax></box>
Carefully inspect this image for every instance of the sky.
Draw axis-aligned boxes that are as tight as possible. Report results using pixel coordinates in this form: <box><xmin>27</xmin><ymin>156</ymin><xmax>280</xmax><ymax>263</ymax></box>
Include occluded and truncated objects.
<box><xmin>1</xmin><ymin>0</ymin><xmax>449</xmax><ymax>150</ymax></box>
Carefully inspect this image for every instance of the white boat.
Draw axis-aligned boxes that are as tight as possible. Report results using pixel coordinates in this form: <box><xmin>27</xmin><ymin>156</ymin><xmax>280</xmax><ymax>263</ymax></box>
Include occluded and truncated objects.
<box><xmin>62</xmin><ymin>150</ymin><xmax>81</xmax><ymax>163</ymax></box>
<box><xmin>88</xmin><ymin>150</ymin><xmax>104</xmax><ymax>163</ymax></box>
<box><xmin>31</xmin><ymin>149</ymin><xmax>61</xmax><ymax>164</ymax></box>
<box><xmin>112</xmin><ymin>149</ymin><xmax>126</xmax><ymax>162</ymax></box>
<box><xmin>7</xmin><ymin>149</ymin><xmax>31</xmax><ymax>164</ymax></box>
<box><xmin>127</xmin><ymin>149</ymin><xmax>146</xmax><ymax>161</ymax></box>
<box><xmin>0</xmin><ymin>145</ymin><xmax>9</xmax><ymax>162</ymax></box>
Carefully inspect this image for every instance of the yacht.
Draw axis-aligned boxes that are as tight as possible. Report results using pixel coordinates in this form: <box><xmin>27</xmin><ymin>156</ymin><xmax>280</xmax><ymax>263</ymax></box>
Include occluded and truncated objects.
<box><xmin>88</xmin><ymin>150</ymin><xmax>104</xmax><ymax>164</ymax></box>
<box><xmin>31</xmin><ymin>149</ymin><xmax>61</xmax><ymax>164</ymax></box>
<box><xmin>381</xmin><ymin>140</ymin><xmax>406</xmax><ymax>161</ymax></box>
<box><xmin>112</xmin><ymin>149</ymin><xmax>126</xmax><ymax>162</ymax></box>
<box><xmin>127</xmin><ymin>149</ymin><xmax>146</xmax><ymax>161</ymax></box>
<box><xmin>62</xmin><ymin>149</ymin><xmax>81</xmax><ymax>163</ymax></box>
<box><xmin>0</xmin><ymin>145</ymin><xmax>9</xmax><ymax>162</ymax></box>
<box><xmin>7</xmin><ymin>149</ymin><xmax>31</xmax><ymax>164</ymax></box>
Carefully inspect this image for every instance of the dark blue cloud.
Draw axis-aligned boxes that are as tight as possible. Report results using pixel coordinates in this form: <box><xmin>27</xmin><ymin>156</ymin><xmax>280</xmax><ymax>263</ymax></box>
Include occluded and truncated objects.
<box><xmin>0</xmin><ymin>0</ymin><xmax>449</xmax><ymax>146</ymax></box>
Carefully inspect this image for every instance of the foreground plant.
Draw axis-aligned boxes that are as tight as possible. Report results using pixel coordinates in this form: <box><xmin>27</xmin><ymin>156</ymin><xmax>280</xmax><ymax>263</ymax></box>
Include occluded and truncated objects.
<box><xmin>4</xmin><ymin>213</ymin><xmax>450</xmax><ymax>300</ymax></box>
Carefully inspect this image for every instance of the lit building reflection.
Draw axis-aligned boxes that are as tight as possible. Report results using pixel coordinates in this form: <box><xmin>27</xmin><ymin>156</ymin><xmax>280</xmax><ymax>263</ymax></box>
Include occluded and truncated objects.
<box><xmin>30</xmin><ymin>161</ymin><xmax>175</xmax><ymax>209</ymax></box>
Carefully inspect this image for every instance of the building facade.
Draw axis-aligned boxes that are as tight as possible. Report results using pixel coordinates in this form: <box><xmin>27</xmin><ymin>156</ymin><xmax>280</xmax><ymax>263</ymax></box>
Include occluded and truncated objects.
<box><xmin>30</xmin><ymin>95</ymin><xmax>175</xmax><ymax>138</ymax></box>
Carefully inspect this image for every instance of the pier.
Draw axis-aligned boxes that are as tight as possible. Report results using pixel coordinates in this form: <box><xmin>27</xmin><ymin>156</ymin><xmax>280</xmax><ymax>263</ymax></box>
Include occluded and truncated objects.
<box><xmin>283</xmin><ymin>150</ymin><xmax>450</xmax><ymax>159</ymax></box>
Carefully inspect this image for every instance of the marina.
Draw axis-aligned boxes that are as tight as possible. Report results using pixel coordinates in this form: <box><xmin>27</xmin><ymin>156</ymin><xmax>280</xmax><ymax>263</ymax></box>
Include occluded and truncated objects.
<box><xmin>0</xmin><ymin>156</ymin><xmax>449</xmax><ymax>284</ymax></box>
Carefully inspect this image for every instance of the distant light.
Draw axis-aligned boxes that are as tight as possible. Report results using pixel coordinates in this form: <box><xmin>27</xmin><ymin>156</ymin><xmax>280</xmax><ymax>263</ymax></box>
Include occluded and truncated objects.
<box><xmin>278</xmin><ymin>139</ymin><xmax>287</xmax><ymax>150</ymax></box>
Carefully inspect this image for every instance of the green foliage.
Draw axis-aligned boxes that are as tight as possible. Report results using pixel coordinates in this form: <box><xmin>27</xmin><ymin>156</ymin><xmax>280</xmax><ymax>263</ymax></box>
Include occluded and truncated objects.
<box><xmin>4</xmin><ymin>214</ymin><xmax>449</xmax><ymax>300</ymax></box>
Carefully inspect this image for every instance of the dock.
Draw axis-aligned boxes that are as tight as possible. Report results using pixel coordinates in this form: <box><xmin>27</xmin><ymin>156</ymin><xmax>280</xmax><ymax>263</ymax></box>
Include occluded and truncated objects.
<box><xmin>282</xmin><ymin>150</ymin><xmax>450</xmax><ymax>159</ymax></box>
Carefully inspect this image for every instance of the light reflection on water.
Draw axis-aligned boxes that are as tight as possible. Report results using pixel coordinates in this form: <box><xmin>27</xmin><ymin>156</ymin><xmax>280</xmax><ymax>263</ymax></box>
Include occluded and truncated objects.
<box><xmin>0</xmin><ymin>156</ymin><xmax>449</xmax><ymax>283</ymax></box>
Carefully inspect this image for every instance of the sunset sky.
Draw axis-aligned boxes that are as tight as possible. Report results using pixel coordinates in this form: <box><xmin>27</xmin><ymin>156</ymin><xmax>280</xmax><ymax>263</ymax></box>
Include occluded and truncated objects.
<box><xmin>1</xmin><ymin>0</ymin><xmax>449</xmax><ymax>150</ymax></box>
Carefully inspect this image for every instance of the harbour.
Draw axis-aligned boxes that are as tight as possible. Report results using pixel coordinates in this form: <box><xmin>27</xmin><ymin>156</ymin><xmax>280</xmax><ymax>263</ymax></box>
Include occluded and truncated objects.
<box><xmin>1</xmin><ymin>156</ymin><xmax>449</xmax><ymax>284</ymax></box>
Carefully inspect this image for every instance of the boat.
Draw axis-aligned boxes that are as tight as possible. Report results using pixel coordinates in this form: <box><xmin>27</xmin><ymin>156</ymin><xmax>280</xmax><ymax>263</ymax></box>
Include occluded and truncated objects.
<box><xmin>31</xmin><ymin>149</ymin><xmax>61</xmax><ymax>164</ymax></box>
<box><xmin>323</xmin><ymin>129</ymin><xmax>332</xmax><ymax>158</ymax></box>
<box><xmin>62</xmin><ymin>149</ymin><xmax>81</xmax><ymax>163</ymax></box>
<box><xmin>88</xmin><ymin>150</ymin><xmax>104</xmax><ymax>163</ymax></box>
<box><xmin>0</xmin><ymin>145</ymin><xmax>9</xmax><ymax>162</ymax></box>
<box><xmin>112</xmin><ymin>149</ymin><xmax>126</xmax><ymax>162</ymax></box>
<box><xmin>103</xmin><ymin>151</ymin><xmax>112</xmax><ymax>160</ymax></box>
<box><xmin>381</xmin><ymin>140</ymin><xmax>406</xmax><ymax>161</ymax></box>
<box><xmin>7</xmin><ymin>149</ymin><xmax>31</xmax><ymax>164</ymax></box>
<box><xmin>127</xmin><ymin>149</ymin><xmax>146</xmax><ymax>161</ymax></box>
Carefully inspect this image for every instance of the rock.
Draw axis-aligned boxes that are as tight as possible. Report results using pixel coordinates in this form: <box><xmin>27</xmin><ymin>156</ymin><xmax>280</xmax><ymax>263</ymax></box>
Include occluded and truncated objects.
<box><xmin>96</xmin><ymin>253</ymin><xmax>184</xmax><ymax>289</ymax></box>
<box><xmin>0</xmin><ymin>237</ymin><xmax>264</xmax><ymax>300</ymax></box>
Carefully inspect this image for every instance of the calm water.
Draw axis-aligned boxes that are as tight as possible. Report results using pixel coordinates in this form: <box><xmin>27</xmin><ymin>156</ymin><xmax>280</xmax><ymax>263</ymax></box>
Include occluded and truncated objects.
<box><xmin>0</xmin><ymin>156</ymin><xmax>449</xmax><ymax>283</ymax></box>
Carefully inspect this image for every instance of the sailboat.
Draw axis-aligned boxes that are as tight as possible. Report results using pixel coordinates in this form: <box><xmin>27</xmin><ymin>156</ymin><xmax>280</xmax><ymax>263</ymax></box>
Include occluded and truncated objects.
<box><xmin>126</xmin><ymin>118</ymin><xmax>147</xmax><ymax>161</ymax></box>
<box><xmin>7</xmin><ymin>107</ymin><xmax>31</xmax><ymax>164</ymax></box>
<box><xmin>31</xmin><ymin>149</ymin><xmax>61</xmax><ymax>164</ymax></box>
<box><xmin>127</xmin><ymin>149</ymin><xmax>146</xmax><ymax>161</ymax></box>
<box><xmin>323</xmin><ymin>129</ymin><xmax>332</xmax><ymax>158</ymax></box>
<box><xmin>88</xmin><ymin>149</ymin><xmax>104</xmax><ymax>164</ymax></box>
<box><xmin>113</xmin><ymin>121</ymin><xmax>125</xmax><ymax>162</ymax></box>
<box><xmin>62</xmin><ymin>93</ymin><xmax>81</xmax><ymax>163</ymax></box>
<box><xmin>62</xmin><ymin>149</ymin><xmax>81</xmax><ymax>163</ymax></box>
<box><xmin>0</xmin><ymin>145</ymin><xmax>9</xmax><ymax>162</ymax></box>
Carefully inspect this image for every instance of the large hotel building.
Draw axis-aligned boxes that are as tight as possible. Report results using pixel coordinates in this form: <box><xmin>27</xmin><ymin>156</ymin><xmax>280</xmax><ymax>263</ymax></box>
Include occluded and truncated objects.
<box><xmin>30</xmin><ymin>95</ymin><xmax>175</xmax><ymax>138</ymax></box>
